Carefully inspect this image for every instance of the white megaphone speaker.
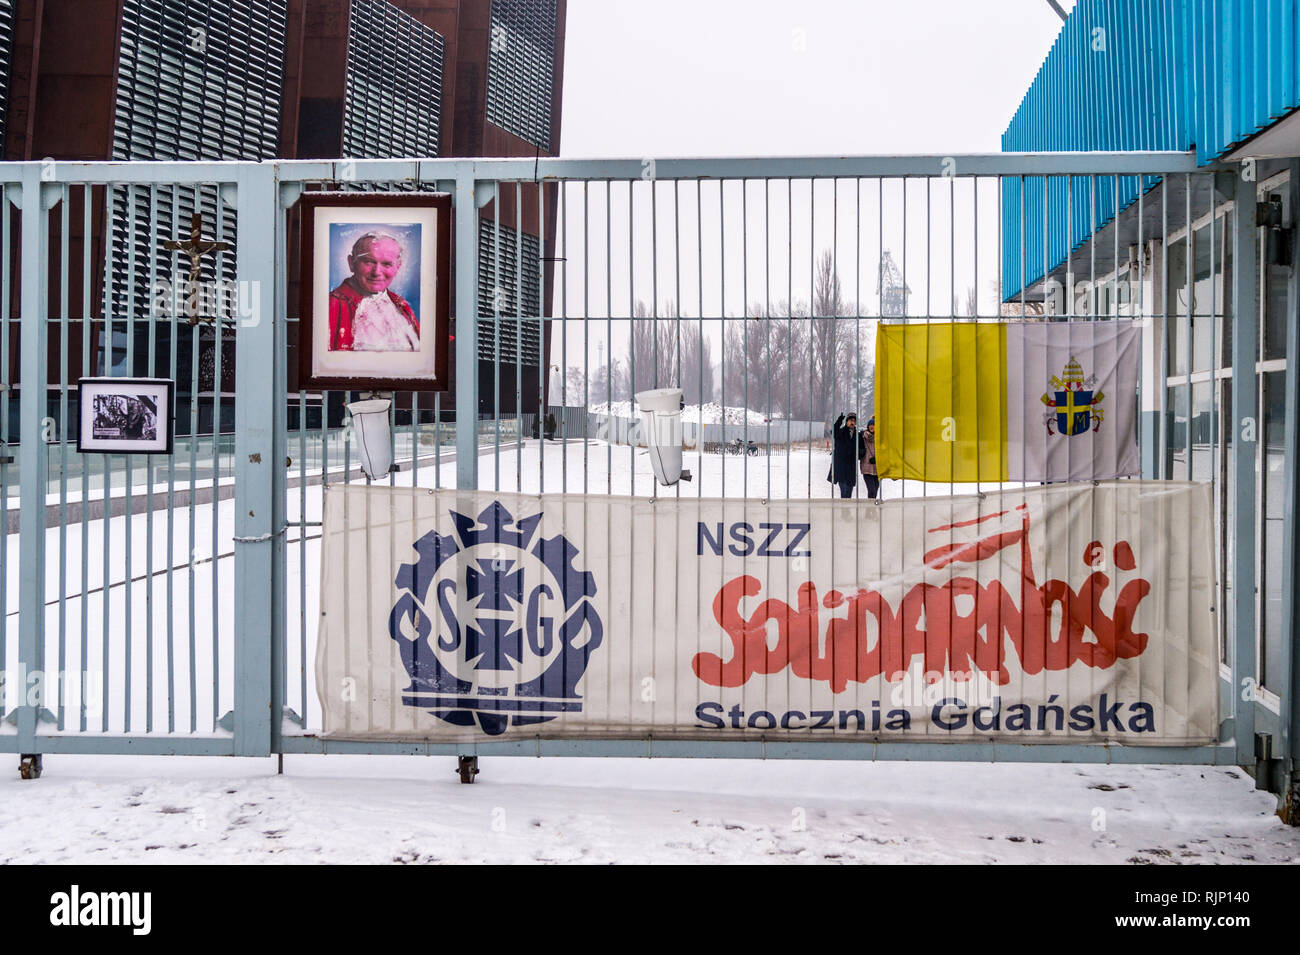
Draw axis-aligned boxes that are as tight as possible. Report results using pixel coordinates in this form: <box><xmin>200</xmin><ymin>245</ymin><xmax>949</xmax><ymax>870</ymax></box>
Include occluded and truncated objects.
<box><xmin>635</xmin><ymin>387</ymin><xmax>692</xmax><ymax>487</ymax></box>
<box><xmin>346</xmin><ymin>397</ymin><xmax>393</xmax><ymax>481</ymax></box>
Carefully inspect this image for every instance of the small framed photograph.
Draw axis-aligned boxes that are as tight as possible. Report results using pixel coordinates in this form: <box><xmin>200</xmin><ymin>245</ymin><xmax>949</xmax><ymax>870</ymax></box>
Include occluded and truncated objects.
<box><xmin>77</xmin><ymin>378</ymin><xmax>174</xmax><ymax>454</ymax></box>
<box><xmin>297</xmin><ymin>192</ymin><xmax>451</xmax><ymax>392</ymax></box>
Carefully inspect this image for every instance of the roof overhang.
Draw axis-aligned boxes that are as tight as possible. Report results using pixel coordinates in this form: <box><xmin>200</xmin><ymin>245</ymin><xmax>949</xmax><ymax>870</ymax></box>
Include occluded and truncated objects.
<box><xmin>1226</xmin><ymin>108</ymin><xmax>1300</xmax><ymax>162</ymax></box>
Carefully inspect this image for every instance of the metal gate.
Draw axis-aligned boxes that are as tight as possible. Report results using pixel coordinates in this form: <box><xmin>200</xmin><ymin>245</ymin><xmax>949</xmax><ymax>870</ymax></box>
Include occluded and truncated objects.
<box><xmin>0</xmin><ymin>155</ymin><xmax>1293</xmax><ymax>804</ymax></box>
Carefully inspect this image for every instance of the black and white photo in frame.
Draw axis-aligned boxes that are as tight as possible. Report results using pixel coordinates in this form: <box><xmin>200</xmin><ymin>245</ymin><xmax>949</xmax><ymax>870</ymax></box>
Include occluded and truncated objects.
<box><xmin>77</xmin><ymin>378</ymin><xmax>174</xmax><ymax>454</ymax></box>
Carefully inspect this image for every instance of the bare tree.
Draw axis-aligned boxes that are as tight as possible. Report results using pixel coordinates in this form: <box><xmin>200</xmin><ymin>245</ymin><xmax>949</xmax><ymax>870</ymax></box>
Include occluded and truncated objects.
<box><xmin>832</xmin><ymin>317</ymin><xmax>875</xmax><ymax>419</ymax></box>
<box><xmin>716</xmin><ymin>299</ymin><xmax>818</xmax><ymax>418</ymax></box>
<box><xmin>627</xmin><ymin>299</ymin><xmax>713</xmax><ymax>403</ymax></box>
<box><xmin>721</xmin><ymin>307</ymin><xmax>771</xmax><ymax>411</ymax></box>
<box><xmin>677</xmin><ymin>325</ymin><xmax>714</xmax><ymax>405</ymax></box>
<box><xmin>775</xmin><ymin>304</ymin><xmax>813</xmax><ymax>420</ymax></box>
<box><xmin>628</xmin><ymin>300</ymin><xmax>678</xmax><ymax>396</ymax></box>
<box><xmin>695</xmin><ymin>250</ymin><xmax>875</xmax><ymax>425</ymax></box>
<box><xmin>564</xmin><ymin>365</ymin><xmax>587</xmax><ymax>406</ymax></box>
<box><xmin>610</xmin><ymin>358</ymin><xmax>630</xmax><ymax>401</ymax></box>
<box><xmin>811</xmin><ymin>250</ymin><xmax>860</xmax><ymax>423</ymax></box>
<box><xmin>588</xmin><ymin>362</ymin><xmax>617</xmax><ymax>404</ymax></box>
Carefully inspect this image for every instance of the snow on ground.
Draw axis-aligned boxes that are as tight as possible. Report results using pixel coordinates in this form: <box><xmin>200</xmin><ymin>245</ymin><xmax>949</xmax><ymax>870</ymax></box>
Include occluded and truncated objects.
<box><xmin>2</xmin><ymin>754</ymin><xmax>1297</xmax><ymax>864</ymax></box>
<box><xmin>436</xmin><ymin>437</ymin><xmax>1016</xmax><ymax>500</ymax></box>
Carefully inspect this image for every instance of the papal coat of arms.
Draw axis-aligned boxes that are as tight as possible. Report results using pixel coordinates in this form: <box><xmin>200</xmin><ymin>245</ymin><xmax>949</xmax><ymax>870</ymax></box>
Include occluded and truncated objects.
<box><xmin>1041</xmin><ymin>355</ymin><xmax>1104</xmax><ymax>436</ymax></box>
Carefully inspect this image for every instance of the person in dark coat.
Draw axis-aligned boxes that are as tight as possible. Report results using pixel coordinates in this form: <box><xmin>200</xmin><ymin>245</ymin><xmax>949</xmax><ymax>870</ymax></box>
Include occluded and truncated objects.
<box><xmin>829</xmin><ymin>412</ymin><xmax>865</xmax><ymax>498</ymax></box>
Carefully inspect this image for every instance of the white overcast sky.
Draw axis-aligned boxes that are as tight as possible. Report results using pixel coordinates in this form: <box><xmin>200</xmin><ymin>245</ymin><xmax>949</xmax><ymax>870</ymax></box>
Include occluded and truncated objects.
<box><xmin>559</xmin><ymin>0</ymin><xmax>1075</xmax><ymax>157</ymax></box>
<box><xmin>545</xmin><ymin>0</ymin><xmax>1076</xmax><ymax>384</ymax></box>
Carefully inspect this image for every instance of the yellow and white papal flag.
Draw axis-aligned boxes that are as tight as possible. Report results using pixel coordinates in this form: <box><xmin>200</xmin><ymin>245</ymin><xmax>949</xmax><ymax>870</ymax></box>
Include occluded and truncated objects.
<box><xmin>875</xmin><ymin>320</ymin><xmax>1140</xmax><ymax>483</ymax></box>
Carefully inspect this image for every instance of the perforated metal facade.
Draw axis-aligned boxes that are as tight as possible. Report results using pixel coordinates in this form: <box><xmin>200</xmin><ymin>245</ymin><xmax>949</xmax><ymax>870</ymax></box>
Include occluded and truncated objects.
<box><xmin>477</xmin><ymin>218</ymin><xmax>542</xmax><ymax>364</ymax></box>
<box><xmin>0</xmin><ymin>1</ymin><xmax>14</xmax><ymax>150</ymax></box>
<box><xmin>1001</xmin><ymin>0</ymin><xmax>1300</xmax><ymax>297</ymax></box>
<box><xmin>485</xmin><ymin>0</ymin><xmax>556</xmax><ymax>150</ymax></box>
<box><xmin>109</xmin><ymin>0</ymin><xmax>287</xmax><ymax>384</ymax></box>
<box><xmin>343</xmin><ymin>0</ymin><xmax>445</xmax><ymax>159</ymax></box>
<box><xmin>113</xmin><ymin>0</ymin><xmax>286</xmax><ymax>161</ymax></box>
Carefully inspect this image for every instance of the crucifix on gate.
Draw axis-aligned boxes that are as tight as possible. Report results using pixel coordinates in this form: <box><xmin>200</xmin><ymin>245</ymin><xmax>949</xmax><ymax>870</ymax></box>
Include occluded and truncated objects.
<box><xmin>162</xmin><ymin>213</ymin><xmax>233</xmax><ymax>328</ymax></box>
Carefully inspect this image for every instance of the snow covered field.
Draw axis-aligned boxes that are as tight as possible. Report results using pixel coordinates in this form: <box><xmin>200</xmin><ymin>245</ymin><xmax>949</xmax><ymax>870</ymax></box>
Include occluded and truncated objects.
<box><xmin>2</xmin><ymin>754</ymin><xmax>1296</xmax><ymax>864</ymax></box>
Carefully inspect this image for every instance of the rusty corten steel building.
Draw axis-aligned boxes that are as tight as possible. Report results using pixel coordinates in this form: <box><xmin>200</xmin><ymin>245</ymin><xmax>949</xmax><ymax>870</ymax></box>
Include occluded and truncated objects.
<box><xmin>2</xmin><ymin>0</ymin><xmax>565</xmax><ymax>429</ymax></box>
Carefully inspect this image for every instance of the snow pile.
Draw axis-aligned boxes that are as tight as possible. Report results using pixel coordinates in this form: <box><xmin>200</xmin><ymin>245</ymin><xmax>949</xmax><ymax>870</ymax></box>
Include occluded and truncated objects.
<box><xmin>682</xmin><ymin>403</ymin><xmax>772</xmax><ymax>426</ymax></box>
<box><xmin>588</xmin><ymin>400</ymin><xmax>636</xmax><ymax>418</ymax></box>
<box><xmin>589</xmin><ymin>401</ymin><xmax>776</xmax><ymax>425</ymax></box>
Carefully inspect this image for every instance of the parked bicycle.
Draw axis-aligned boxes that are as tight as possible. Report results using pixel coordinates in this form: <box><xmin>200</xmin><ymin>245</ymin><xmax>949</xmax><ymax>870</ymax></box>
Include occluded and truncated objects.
<box><xmin>727</xmin><ymin>437</ymin><xmax>761</xmax><ymax>456</ymax></box>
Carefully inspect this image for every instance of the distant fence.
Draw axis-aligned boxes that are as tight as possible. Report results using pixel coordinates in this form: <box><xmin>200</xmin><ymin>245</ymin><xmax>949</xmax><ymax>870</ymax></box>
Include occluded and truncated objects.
<box><xmin>545</xmin><ymin>406</ymin><xmax>589</xmax><ymax>439</ymax></box>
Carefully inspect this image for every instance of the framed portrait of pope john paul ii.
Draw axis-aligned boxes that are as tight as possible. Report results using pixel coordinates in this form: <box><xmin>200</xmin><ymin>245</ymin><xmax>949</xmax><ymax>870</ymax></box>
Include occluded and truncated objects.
<box><xmin>297</xmin><ymin>192</ymin><xmax>451</xmax><ymax>391</ymax></box>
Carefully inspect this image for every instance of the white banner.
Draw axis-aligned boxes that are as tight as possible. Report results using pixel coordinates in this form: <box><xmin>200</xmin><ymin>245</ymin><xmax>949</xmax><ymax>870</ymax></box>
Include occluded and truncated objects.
<box><xmin>317</xmin><ymin>482</ymin><xmax>1218</xmax><ymax>744</ymax></box>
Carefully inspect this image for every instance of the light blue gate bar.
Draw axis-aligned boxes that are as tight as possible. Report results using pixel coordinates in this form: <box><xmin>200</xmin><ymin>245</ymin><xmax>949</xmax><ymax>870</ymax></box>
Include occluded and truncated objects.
<box><xmin>2</xmin><ymin>154</ymin><xmax>1204</xmax><ymax>189</ymax></box>
<box><xmin>1230</xmin><ymin>172</ymin><xmax>1259</xmax><ymax>767</ymax></box>
<box><xmin>454</xmin><ymin>171</ymin><xmax>479</xmax><ymax>489</ymax></box>
<box><xmin>1282</xmin><ymin>161</ymin><xmax>1300</xmax><ymax>781</ymax></box>
<box><xmin>232</xmin><ymin>163</ymin><xmax>279</xmax><ymax>757</ymax></box>
<box><xmin>272</xmin><ymin>153</ymin><xmax>1203</xmax><ymax>183</ymax></box>
<box><xmin>274</xmin><ymin>735</ymin><xmax>1236</xmax><ymax>764</ymax></box>
<box><xmin>16</xmin><ymin>167</ymin><xmax>51</xmax><ymax>754</ymax></box>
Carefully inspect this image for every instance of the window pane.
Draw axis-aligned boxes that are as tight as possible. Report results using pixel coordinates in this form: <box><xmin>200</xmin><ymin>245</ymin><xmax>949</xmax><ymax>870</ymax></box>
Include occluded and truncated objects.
<box><xmin>1166</xmin><ymin>237</ymin><xmax>1188</xmax><ymax>377</ymax></box>
<box><xmin>1167</xmin><ymin>383</ymin><xmax>1187</xmax><ymax>479</ymax></box>
<box><xmin>1221</xmin><ymin>382</ymin><xmax>1232</xmax><ymax>664</ymax></box>
<box><xmin>1221</xmin><ymin>211</ymin><xmax>1234</xmax><ymax>369</ymax></box>
<box><xmin>1190</xmin><ymin>381</ymin><xmax>1212</xmax><ymax>482</ymax></box>
<box><xmin>1263</xmin><ymin>260</ymin><xmax>1289</xmax><ymax>362</ymax></box>
<box><xmin>1261</xmin><ymin>371</ymin><xmax>1287</xmax><ymax>688</ymax></box>
<box><xmin>1191</xmin><ymin>221</ymin><xmax>1218</xmax><ymax>372</ymax></box>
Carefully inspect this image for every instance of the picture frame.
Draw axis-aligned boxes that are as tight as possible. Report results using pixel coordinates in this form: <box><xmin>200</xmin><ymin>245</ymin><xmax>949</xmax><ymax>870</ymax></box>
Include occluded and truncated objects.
<box><xmin>77</xmin><ymin>377</ymin><xmax>174</xmax><ymax>455</ymax></box>
<box><xmin>297</xmin><ymin>192</ymin><xmax>452</xmax><ymax>392</ymax></box>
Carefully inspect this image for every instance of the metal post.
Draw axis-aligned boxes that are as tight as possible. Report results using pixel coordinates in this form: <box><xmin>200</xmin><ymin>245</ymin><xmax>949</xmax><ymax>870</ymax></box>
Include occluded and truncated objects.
<box><xmin>452</xmin><ymin>169</ymin><xmax>481</xmax><ymax>775</ymax></box>
<box><xmin>1230</xmin><ymin>170</ymin><xmax>1259</xmax><ymax>768</ymax></box>
<box><xmin>16</xmin><ymin>165</ymin><xmax>51</xmax><ymax>769</ymax></box>
<box><xmin>231</xmin><ymin>162</ymin><xmax>280</xmax><ymax>757</ymax></box>
<box><xmin>1280</xmin><ymin>160</ymin><xmax>1300</xmax><ymax>816</ymax></box>
<box><xmin>270</xmin><ymin>177</ymin><xmax>291</xmax><ymax>754</ymax></box>
<box><xmin>1139</xmin><ymin>220</ymin><xmax>1163</xmax><ymax>479</ymax></box>
<box><xmin>455</xmin><ymin>170</ymin><xmax>479</xmax><ymax>490</ymax></box>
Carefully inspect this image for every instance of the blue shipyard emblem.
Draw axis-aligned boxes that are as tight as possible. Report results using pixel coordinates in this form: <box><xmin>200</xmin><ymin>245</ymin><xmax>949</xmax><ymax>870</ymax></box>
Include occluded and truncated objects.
<box><xmin>387</xmin><ymin>501</ymin><xmax>603</xmax><ymax>736</ymax></box>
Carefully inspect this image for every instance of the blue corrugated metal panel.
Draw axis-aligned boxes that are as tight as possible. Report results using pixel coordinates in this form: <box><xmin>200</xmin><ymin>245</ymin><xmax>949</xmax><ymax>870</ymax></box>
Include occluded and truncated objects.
<box><xmin>1002</xmin><ymin>0</ymin><xmax>1181</xmax><ymax>295</ymax></box>
<box><xmin>1001</xmin><ymin>0</ymin><xmax>1300</xmax><ymax>298</ymax></box>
